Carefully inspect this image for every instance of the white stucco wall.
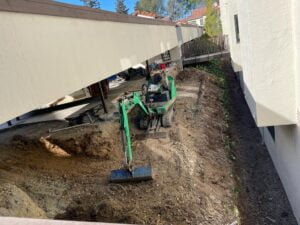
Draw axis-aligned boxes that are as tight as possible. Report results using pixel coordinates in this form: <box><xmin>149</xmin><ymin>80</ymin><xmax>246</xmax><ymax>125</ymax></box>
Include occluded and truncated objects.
<box><xmin>262</xmin><ymin>117</ymin><xmax>300</xmax><ymax>224</ymax></box>
<box><xmin>221</xmin><ymin>0</ymin><xmax>296</xmax><ymax>126</ymax></box>
<box><xmin>270</xmin><ymin>125</ymin><xmax>300</xmax><ymax>223</ymax></box>
<box><xmin>220</xmin><ymin>0</ymin><xmax>229</xmax><ymax>35</ymax></box>
<box><xmin>187</xmin><ymin>19</ymin><xmax>200</xmax><ymax>26</ymax></box>
<box><xmin>294</xmin><ymin>0</ymin><xmax>300</xmax><ymax>110</ymax></box>
<box><xmin>176</xmin><ymin>26</ymin><xmax>202</xmax><ymax>46</ymax></box>
<box><xmin>240</xmin><ymin>0</ymin><xmax>296</xmax><ymax>127</ymax></box>
<box><xmin>261</xmin><ymin>0</ymin><xmax>300</xmax><ymax>223</ymax></box>
<box><xmin>220</xmin><ymin>0</ymin><xmax>242</xmax><ymax>73</ymax></box>
<box><xmin>0</xmin><ymin>11</ymin><xmax>201</xmax><ymax>124</ymax></box>
<box><xmin>187</xmin><ymin>17</ymin><xmax>206</xmax><ymax>27</ymax></box>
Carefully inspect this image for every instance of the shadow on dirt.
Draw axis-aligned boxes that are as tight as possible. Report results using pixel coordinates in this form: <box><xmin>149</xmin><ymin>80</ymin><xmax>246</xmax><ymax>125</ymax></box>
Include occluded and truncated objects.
<box><xmin>54</xmin><ymin>199</ymin><xmax>133</xmax><ymax>223</ymax></box>
<box><xmin>223</xmin><ymin>60</ymin><xmax>298</xmax><ymax>225</ymax></box>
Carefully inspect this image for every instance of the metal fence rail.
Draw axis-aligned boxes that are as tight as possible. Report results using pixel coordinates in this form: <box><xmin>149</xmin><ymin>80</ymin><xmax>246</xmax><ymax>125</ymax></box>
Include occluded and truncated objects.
<box><xmin>182</xmin><ymin>35</ymin><xmax>228</xmax><ymax>59</ymax></box>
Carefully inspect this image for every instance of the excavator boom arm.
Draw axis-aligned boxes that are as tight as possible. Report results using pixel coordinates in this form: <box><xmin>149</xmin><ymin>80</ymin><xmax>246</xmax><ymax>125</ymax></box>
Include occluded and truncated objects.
<box><xmin>118</xmin><ymin>92</ymin><xmax>150</xmax><ymax>165</ymax></box>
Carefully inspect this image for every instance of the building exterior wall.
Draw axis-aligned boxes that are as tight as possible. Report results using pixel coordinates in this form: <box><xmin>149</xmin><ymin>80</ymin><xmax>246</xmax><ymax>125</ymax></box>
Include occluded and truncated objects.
<box><xmin>241</xmin><ymin>0</ymin><xmax>295</xmax><ymax>127</ymax></box>
<box><xmin>220</xmin><ymin>0</ymin><xmax>296</xmax><ymax>127</ymax></box>
<box><xmin>177</xmin><ymin>26</ymin><xmax>202</xmax><ymax>46</ymax></box>
<box><xmin>294</xmin><ymin>0</ymin><xmax>300</xmax><ymax>110</ymax></box>
<box><xmin>220</xmin><ymin>0</ymin><xmax>229</xmax><ymax>36</ymax></box>
<box><xmin>0</xmin><ymin>10</ymin><xmax>201</xmax><ymax>124</ymax></box>
<box><xmin>220</xmin><ymin>0</ymin><xmax>242</xmax><ymax>73</ymax></box>
<box><xmin>260</xmin><ymin>121</ymin><xmax>300</xmax><ymax>224</ymax></box>
<box><xmin>187</xmin><ymin>17</ymin><xmax>206</xmax><ymax>27</ymax></box>
<box><xmin>187</xmin><ymin>19</ymin><xmax>200</xmax><ymax>26</ymax></box>
<box><xmin>136</xmin><ymin>15</ymin><xmax>155</xmax><ymax>19</ymax></box>
<box><xmin>220</xmin><ymin>0</ymin><xmax>300</xmax><ymax>222</ymax></box>
<box><xmin>267</xmin><ymin>0</ymin><xmax>300</xmax><ymax>221</ymax></box>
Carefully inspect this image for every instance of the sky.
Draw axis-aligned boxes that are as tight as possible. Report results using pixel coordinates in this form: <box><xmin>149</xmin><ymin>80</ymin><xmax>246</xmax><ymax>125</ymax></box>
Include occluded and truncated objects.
<box><xmin>55</xmin><ymin>0</ymin><xmax>138</xmax><ymax>14</ymax></box>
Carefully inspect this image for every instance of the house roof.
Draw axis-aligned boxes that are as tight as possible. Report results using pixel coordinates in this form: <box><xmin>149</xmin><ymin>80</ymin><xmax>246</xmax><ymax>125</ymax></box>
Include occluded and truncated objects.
<box><xmin>177</xmin><ymin>5</ymin><xmax>219</xmax><ymax>24</ymax></box>
<box><xmin>177</xmin><ymin>7</ymin><xmax>207</xmax><ymax>24</ymax></box>
<box><xmin>132</xmin><ymin>10</ymin><xmax>157</xmax><ymax>18</ymax></box>
<box><xmin>0</xmin><ymin>0</ymin><xmax>176</xmax><ymax>27</ymax></box>
<box><xmin>161</xmin><ymin>16</ymin><xmax>172</xmax><ymax>22</ymax></box>
<box><xmin>189</xmin><ymin>7</ymin><xmax>207</xmax><ymax>20</ymax></box>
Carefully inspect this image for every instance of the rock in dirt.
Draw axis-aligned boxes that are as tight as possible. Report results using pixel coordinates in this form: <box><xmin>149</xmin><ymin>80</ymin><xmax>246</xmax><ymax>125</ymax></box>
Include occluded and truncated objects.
<box><xmin>39</xmin><ymin>137</ymin><xmax>71</xmax><ymax>158</ymax></box>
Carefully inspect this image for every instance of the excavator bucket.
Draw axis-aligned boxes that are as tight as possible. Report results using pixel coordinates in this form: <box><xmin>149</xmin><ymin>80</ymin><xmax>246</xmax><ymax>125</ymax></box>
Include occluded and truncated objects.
<box><xmin>110</xmin><ymin>166</ymin><xmax>153</xmax><ymax>183</ymax></box>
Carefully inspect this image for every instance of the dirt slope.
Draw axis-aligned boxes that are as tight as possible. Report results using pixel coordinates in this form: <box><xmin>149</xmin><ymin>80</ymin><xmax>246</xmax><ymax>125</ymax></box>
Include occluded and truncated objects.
<box><xmin>0</xmin><ymin>68</ymin><xmax>237</xmax><ymax>224</ymax></box>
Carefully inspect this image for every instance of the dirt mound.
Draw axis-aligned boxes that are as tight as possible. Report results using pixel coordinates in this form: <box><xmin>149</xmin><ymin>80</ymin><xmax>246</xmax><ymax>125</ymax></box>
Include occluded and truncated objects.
<box><xmin>48</xmin><ymin>132</ymin><xmax>114</xmax><ymax>159</ymax></box>
<box><xmin>48</xmin><ymin>123</ymin><xmax>120</xmax><ymax>159</ymax></box>
<box><xmin>10</xmin><ymin>135</ymin><xmax>40</xmax><ymax>150</ymax></box>
<box><xmin>0</xmin><ymin>183</ymin><xmax>46</xmax><ymax>218</ymax></box>
<box><xmin>9</xmin><ymin>123</ymin><xmax>120</xmax><ymax>159</ymax></box>
<box><xmin>176</xmin><ymin>67</ymin><xmax>205</xmax><ymax>82</ymax></box>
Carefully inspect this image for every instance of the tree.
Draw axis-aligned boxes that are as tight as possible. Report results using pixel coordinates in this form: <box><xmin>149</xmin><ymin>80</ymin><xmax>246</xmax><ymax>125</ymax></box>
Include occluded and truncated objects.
<box><xmin>182</xmin><ymin>0</ymin><xmax>202</xmax><ymax>13</ymax></box>
<box><xmin>116</xmin><ymin>0</ymin><xmax>129</xmax><ymax>14</ymax></box>
<box><xmin>204</xmin><ymin>0</ymin><xmax>221</xmax><ymax>37</ymax></box>
<box><xmin>80</xmin><ymin>0</ymin><xmax>101</xmax><ymax>9</ymax></box>
<box><xmin>167</xmin><ymin>0</ymin><xmax>204</xmax><ymax>18</ymax></box>
<box><xmin>167</xmin><ymin>0</ymin><xmax>185</xmax><ymax>20</ymax></box>
<box><xmin>135</xmin><ymin>0</ymin><xmax>165</xmax><ymax>15</ymax></box>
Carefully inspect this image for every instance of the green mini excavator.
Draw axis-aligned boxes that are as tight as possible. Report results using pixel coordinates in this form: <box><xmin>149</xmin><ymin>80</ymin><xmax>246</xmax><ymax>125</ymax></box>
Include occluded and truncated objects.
<box><xmin>110</xmin><ymin>74</ymin><xmax>176</xmax><ymax>183</ymax></box>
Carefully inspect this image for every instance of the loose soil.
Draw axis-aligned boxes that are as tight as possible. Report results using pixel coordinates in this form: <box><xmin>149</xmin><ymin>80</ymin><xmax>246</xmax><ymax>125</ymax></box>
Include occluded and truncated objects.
<box><xmin>1</xmin><ymin>63</ymin><xmax>295</xmax><ymax>225</ymax></box>
<box><xmin>0</xmin><ymin>67</ymin><xmax>237</xmax><ymax>224</ymax></box>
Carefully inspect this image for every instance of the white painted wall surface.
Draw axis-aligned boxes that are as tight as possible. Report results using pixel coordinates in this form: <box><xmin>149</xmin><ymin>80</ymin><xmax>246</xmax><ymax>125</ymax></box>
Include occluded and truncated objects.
<box><xmin>271</xmin><ymin>125</ymin><xmax>300</xmax><ymax>223</ymax></box>
<box><xmin>260</xmin><ymin>1</ymin><xmax>300</xmax><ymax>223</ymax></box>
<box><xmin>220</xmin><ymin>0</ymin><xmax>229</xmax><ymax>35</ymax></box>
<box><xmin>293</xmin><ymin>0</ymin><xmax>300</xmax><ymax>110</ymax></box>
<box><xmin>136</xmin><ymin>15</ymin><xmax>155</xmax><ymax>19</ymax></box>
<box><xmin>0</xmin><ymin>12</ymin><xmax>201</xmax><ymax>124</ymax></box>
<box><xmin>177</xmin><ymin>26</ymin><xmax>202</xmax><ymax>46</ymax></box>
<box><xmin>221</xmin><ymin>0</ymin><xmax>296</xmax><ymax>126</ymax></box>
<box><xmin>220</xmin><ymin>0</ymin><xmax>242</xmax><ymax>73</ymax></box>
<box><xmin>239</xmin><ymin>0</ymin><xmax>296</xmax><ymax>127</ymax></box>
<box><xmin>187</xmin><ymin>19</ymin><xmax>200</xmax><ymax>26</ymax></box>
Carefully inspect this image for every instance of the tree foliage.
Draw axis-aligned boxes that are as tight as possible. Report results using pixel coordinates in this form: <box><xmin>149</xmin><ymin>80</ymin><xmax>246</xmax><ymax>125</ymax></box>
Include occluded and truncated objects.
<box><xmin>182</xmin><ymin>0</ymin><xmax>202</xmax><ymax>12</ymax></box>
<box><xmin>135</xmin><ymin>0</ymin><xmax>165</xmax><ymax>15</ymax></box>
<box><xmin>204</xmin><ymin>0</ymin><xmax>221</xmax><ymax>37</ymax></box>
<box><xmin>80</xmin><ymin>0</ymin><xmax>101</xmax><ymax>9</ymax></box>
<box><xmin>167</xmin><ymin>0</ymin><xmax>185</xmax><ymax>20</ymax></box>
<box><xmin>166</xmin><ymin>0</ymin><xmax>205</xmax><ymax>19</ymax></box>
<box><xmin>115</xmin><ymin>0</ymin><xmax>129</xmax><ymax>14</ymax></box>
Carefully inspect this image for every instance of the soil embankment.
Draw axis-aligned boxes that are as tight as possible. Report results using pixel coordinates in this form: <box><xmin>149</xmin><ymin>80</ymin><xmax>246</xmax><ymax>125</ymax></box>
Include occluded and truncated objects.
<box><xmin>0</xmin><ymin>67</ymin><xmax>237</xmax><ymax>224</ymax></box>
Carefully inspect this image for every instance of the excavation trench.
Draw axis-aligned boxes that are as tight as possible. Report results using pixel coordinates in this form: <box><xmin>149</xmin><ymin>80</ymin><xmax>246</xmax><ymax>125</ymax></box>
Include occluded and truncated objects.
<box><xmin>0</xmin><ymin>67</ymin><xmax>237</xmax><ymax>224</ymax></box>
